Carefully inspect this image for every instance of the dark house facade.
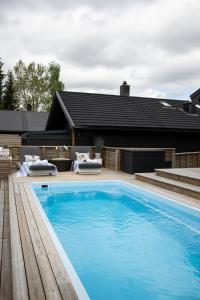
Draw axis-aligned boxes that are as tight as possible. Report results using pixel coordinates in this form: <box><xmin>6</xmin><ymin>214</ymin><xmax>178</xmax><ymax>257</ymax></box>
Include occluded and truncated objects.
<box><xmin>45</xmin><ymin>83</ymin><xmax>200</xmax><ymax>152</ymax></box>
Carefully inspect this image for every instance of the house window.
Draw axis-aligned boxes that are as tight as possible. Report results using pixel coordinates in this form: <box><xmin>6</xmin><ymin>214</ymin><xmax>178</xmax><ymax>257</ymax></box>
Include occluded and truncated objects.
<box><xmin>160</xmin><ymin>101</ymin><xmax>171</xmax><ymax>107</ymax></box>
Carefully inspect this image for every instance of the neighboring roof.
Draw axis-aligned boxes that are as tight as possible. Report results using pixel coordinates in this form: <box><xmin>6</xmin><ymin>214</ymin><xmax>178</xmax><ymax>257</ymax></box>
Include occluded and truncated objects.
<box><xmin>0</xmin><ymin>110</ymin><xmax>49</xmax><ymax>133</ymax></box>
<box><xmin>190</xmin><ymin>87</ymin><xmax>200</xmax><ymax>99</ymax></box>
<box><xmin>48</xmin><ymin>91</ymin><xmax>200</xmax><ymax>131</ymax></box>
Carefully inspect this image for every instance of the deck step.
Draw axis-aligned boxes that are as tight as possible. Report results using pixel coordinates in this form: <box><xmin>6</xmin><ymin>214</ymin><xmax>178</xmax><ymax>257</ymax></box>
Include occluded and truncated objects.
<box><xmin>135</xmin><ymin>172</ymin><xmax>200</xmax><ymax>200</ymax></box>
<box><xmin>155</xmin><ymin>168</ymin><xmax>200</xmax><ymax>186</ymax></box>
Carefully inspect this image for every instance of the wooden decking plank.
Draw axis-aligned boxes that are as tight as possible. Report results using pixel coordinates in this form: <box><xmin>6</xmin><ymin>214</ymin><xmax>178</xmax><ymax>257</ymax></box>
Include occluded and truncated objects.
<box><xmin>2</xmin><ymin>180</ymin><xmax>10</xmax><ymax>240</ymax></box>
<box><xmin>24</xmin><ymin>183</ymin><xmax>79</xmax><ymax>300</ymax></box>
<box><xmin>0</xmin><ymin>180</ymin><xmax>5</xmax><ymax>294</ymax></box>
<box><xmin>0</xmin><ymin>180</ymin><xmax>5</xmax><ymax>280</ymax></box>
<box><xmin>0</xmin><ymin>180</ymin><xmax>5</xmax><ymax>238</ymax></box>
<box><xmin>8</xmin><ymin>176</ymin><xmax>29</xmax><ymax>300</ymax></box>
<box><xmin>18</xmin><ymin>183</ymin><xmax>63</xmax><ymax>300</ymax></box>
<box><xmin>0</xmin><ymin>239</ymin><xmax>12</xmax><ymax>300</ymax></box>
<box><xmin>14</xmin><ymin>182</ymin><xmax>46</xmax><ymax>300</ymax></box>
<box><xmin>0</xmin><ymin>179</ymin><xmax>13</xmax><ymax>300</ymax></box>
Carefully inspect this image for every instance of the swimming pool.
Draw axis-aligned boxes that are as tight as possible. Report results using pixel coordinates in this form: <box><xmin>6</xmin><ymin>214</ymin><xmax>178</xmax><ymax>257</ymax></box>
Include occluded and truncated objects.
<box><xmin>32</xmin><ymin>180</ymin><xmax>200</xmax><ymax>300</ymax></box>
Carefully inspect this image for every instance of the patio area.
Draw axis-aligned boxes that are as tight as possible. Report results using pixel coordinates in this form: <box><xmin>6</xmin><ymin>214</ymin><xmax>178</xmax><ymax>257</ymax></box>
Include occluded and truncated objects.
<box><xmin>1</xmin><ymin>168</ymin><xmax>200</xmax><ymax>299</ymax></box>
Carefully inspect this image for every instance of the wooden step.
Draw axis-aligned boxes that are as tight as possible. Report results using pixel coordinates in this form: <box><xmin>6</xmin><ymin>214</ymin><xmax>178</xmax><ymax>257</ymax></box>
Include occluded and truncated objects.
<box><xmin>135</xmin><ymin>172</ymin><xmax>200</xmax><ymax>200</ymax></box>
<box><xmin>155</xmin><ymin>168</ymin><xmax>200</xmax><ymax>186</ymax></box>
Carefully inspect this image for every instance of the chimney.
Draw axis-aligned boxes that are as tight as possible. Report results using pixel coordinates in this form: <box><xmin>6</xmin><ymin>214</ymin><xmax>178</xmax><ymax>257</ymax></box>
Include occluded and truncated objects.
<box><xmin>27</xmin><ymin>104</ymin><xmax>32</xmax><ymax>111</ymax></box>
<box><xmin>182</xmin><ymin>102</ymin><xmax>193</xmax><ymax>114</ymax></box>
<box><xmin>120</xmin><ymin>81</ymin><xmax>130</xmax><ymax>96</ymax></box>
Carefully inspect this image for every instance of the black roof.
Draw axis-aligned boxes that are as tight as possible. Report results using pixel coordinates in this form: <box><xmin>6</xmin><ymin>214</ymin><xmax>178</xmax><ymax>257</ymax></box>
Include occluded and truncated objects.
<box><xmin>0</xmin><ymin>110</ymin><xmax>49</xmax><ymax>133</ymax></box>
<box><xmin>190</xmin><ymin>87</ymin><xmax>200</xmax><ymax>99</ymax></box>
<box><xmin>46</xmin><ymin>91</ymin><xmax>200</xmax><ymax>131</ymax></box>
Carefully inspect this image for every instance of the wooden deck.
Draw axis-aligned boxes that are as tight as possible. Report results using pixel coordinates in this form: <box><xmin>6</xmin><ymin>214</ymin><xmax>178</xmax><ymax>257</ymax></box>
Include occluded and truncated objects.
<box><xmin>135</xmin><ymin>168</ymin><xmax>200</xmax><ymax>200</ymax></box>
<box><xmin>9</xmin><ymin>175</ymin><xmax>79</xmax><ymax>300</ymax></box>
<box><xmin>0</xmin><ymin>180</ymin><xmax>12</xmax><ymax>300</ymax></box>
<box><xmin>0</xmin><ymin>169</ymin><xmax>134</xmax><ymax>300</ymax></box>
<box><xmin>0</xmin><ymin>168</ymin><xmax>200</xmax><ymax>299</ymax></box>
<box><xmin>156</xmin><ymin>168</ymin><xmax>200</xmax><ymax>185</ymax></box>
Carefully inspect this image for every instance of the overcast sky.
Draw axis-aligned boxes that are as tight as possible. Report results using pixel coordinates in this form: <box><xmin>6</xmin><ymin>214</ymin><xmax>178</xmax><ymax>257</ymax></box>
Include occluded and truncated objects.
<box><xmin>0</xmin><ymin>0</ymin><xmax>200</xmax><ymax>99</ymax></box>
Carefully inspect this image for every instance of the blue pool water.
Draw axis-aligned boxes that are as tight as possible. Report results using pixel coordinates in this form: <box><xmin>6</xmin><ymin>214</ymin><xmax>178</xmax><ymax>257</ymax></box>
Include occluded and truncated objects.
<box><xmin>32</xmin><ymin>181</ymin><xmax>200</xmax><ymax>300</ymax></box>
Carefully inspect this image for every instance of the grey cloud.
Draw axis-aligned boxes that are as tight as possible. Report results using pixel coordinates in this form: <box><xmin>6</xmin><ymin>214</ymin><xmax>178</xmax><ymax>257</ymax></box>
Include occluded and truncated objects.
<box><xmin>0</xmin><ymin>0</ymin><xmax>200</xmax><ymax>101</ymax></box>
<box><xmin>157</xmin><ymin>19</ymin><xmax>200</xmax><ymax>55</ymax></box>
<box><xmin>0</xmin><ymin>0</ymin><xmax>152</xmax><ymax>12</ymax></box>
<box><xmin>149</xmin><ymin>52</ymin><xmax>200</xmax><ymax>86</ymax></box>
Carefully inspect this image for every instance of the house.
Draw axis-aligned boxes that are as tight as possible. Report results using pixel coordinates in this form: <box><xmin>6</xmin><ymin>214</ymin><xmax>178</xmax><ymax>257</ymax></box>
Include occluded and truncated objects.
<box><xmin>44</xmin><ymin>82</ymin><xmax>200</xmax><ymax>152</ymax></box>
<box><xmin>0</xmin><ymin>110</ymin><xmax>48</xmax><ymax>146</ymax></box>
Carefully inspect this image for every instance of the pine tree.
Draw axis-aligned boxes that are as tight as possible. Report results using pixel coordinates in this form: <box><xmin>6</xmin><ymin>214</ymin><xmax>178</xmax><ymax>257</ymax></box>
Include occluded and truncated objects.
<box><xmin>0</xmin><ymin>58</ymin><xmax>5</xmax><ymax>109</ymax></box>
<box><xmin>3</xmin><ymin>70</ymin><xmax>18</xmax><ymax>110</ymax></box>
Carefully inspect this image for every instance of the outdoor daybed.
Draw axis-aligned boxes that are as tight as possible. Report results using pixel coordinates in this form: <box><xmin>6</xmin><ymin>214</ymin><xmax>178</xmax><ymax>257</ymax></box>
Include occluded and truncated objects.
<box><xmin>74</xmin><ymin>160</ymin><xmax>102</xmax><ymax>174</ymax></box>
<box><xmin>18</xmin><ymin>146</ymin><xmax>58</xmax><ymax>176</ymax></box>
<box><xmin>72</xmin><ymin>146</ymin><xmax>102</xmax><ymax>175</ymax></box>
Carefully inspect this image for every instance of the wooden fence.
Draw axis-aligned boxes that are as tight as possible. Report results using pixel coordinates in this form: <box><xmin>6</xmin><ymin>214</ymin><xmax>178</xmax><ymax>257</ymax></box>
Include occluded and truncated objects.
<box><xmin>175</xmin><ymin>152</ymin><xmax>200</xmax><ymax>168</ymax></box>
<box><xmin>9</xmin><ymin>146</ymin><xmax>72</xmax><ymax>167</ymax></box>
<box><xmin>7</xmin><ymin>145</ymin><xmax>178</xmax><ymax>170</ymax></box>
<box><xmin>9</xmin><ymin>146</ymin><xmax>96</xmax><ymax>168</ymax></box>
<box><xmin>0</xmin><ymin>134</ymin><xmax>21</xmax><ymax>147</ymax></box>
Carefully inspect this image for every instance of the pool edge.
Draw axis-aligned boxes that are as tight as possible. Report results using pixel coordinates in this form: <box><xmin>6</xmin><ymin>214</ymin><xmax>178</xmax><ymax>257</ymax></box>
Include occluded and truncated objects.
<box><xmin>29</xmin><ymin>183</ymin><xmax>90</xmax><ymax>300</ymax></box>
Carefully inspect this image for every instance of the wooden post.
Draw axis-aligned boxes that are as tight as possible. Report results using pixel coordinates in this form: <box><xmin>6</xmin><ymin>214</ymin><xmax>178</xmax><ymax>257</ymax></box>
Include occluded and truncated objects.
<box><xmin>72</xmin><ymin>129</ymin><xmax>75</xmax><ymax>146</ymax></box>
<box><xmin>187</xmin><ymin>154</ymin><xmax>189</xmax><ymax>168</ymax></box>
<box><xmin>40</xmin><ymin>146</ymin><xmax>46</xmax><ymax>160</ymax></box>
<box><xmin>115</xmin><ymin>149</ymin><xmax>120</xmax><ymax>171</ymax></box>
<box><xmin>106</xmin><ymin>149</ymin><xmax>109</xmax><ymax>168</ymax></box>
<box><xmin>171</xmin><ymin>149</ymin><xmax>175</xmax><ymax>168</ymax></box>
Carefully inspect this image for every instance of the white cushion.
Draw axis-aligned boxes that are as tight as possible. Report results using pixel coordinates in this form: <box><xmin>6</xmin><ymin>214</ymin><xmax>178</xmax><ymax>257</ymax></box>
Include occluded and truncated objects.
<box><xmin>33</xmin><ymin>159</ymin><xmax>48</xmax><ymax>166</ymax></box>
<box><xmin>34</xmin><ymin>155</ymin><xmax>40</xmax><ymax>161</ymax></box>
<box><xmin>76</xmin><ymin>152</ymin><xmax>90</xmax><ymax>161</ymax></box>
<box><xmin>24</xmin><ymin>155</ymin><xmax>34</xmax><ymax>162</ymax></box>
<box><xmin>87</xmin><ymin>159</ymin><xmax>98</xmax><ymax>163</ymax></box>
<box><xmin>24</xmin><ymin>155</ymin><xmax>40</xmax><ymax>162</ymax></box>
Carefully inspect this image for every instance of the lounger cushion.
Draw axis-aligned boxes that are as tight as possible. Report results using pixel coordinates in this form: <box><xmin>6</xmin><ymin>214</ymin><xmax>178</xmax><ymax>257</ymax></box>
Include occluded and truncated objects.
<box><xmin>29</xmin><ymin>165</ymin><xmax>56</xmax><ymax>171</ymax></box>
<box><xmin>76</xmin><ymin>152</ymin><xmax>90</xmax><ymax>161</ymax></box>
<box><xmin>78</xmin><ymin>163</ymin><xmax>101</xmax><ymax>169</ymax></box>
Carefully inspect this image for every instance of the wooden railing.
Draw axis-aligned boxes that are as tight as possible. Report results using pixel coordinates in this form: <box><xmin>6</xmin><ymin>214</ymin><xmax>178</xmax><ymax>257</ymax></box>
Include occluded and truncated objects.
<box><xmin>175</xmin><ymin>151</ymin><xmax>200</xmax><ymax>168</ymax></box>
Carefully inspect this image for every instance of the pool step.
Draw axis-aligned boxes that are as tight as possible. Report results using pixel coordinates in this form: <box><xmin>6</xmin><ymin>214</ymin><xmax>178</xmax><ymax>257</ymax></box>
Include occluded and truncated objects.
<box><xmin>135</xmin><ymin>172</ymin><xmax>200</xmax><ymax>200</ymax></box>
<box><xmin>155</xmin><ymin>168</ymin><xmax>200</xmax><ymax>186</ymax></box>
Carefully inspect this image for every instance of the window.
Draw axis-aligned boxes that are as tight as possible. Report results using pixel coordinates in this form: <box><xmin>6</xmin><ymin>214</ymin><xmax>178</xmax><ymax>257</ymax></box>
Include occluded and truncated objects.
<box><xmin>160</xmin><ymin>101</ymin><xmax>171</xmax><ymax>107</ymax></box>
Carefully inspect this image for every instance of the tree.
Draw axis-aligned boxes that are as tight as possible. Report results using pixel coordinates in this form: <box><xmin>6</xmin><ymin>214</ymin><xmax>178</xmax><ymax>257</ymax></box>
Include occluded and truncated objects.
<box><xmin>3</xmin><ymin>70</ymin><xmax>18</xmax><ymax>110</ymax></box>
<box><xmin>0</xmin><ymin>58</ymin><xmax>5</xmax><ymax>109</ymax></box>
<box><xmin>14</xmin><ymin>60</ymin><xmax>47</xmax><ymax>111</ymax></box>
<box><xmin>43</xmin><ymin>62</ymin><xmax>64</xmax><ymax>111</ymax></box>
<box><xmin>13</xmin><ymin>60</ymin><xmax>64</xmax><ymax>111</ymax></box>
